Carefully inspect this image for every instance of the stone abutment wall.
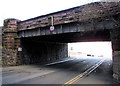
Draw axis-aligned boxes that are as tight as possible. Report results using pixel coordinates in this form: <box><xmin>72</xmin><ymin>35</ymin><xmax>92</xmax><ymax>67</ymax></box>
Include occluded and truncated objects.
<box><xmin>2</xmin><ymin>19</ymin><xmax>68</xmax><ymax>66</ymax></box>
<box><xmin>110</xmin><ymin>28</ymin><xmax>120</xmax><ymax>83</ymax></box>
<box><xmin>21</xmin><ymin>39</ymin><xmax>68</xmax><ymax>65</ymax></box>
<box><xmin>2</xmin><ymin>19</ymin><xmax>21</xmax><ymax>66</ymax></box>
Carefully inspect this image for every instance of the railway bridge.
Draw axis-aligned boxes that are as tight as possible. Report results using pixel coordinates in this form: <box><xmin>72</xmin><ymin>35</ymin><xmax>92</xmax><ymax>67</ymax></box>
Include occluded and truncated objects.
<box><xmin>2</xmin><ymin>2</ymin><xmax>120</xmax><ymax>82</ymax></box>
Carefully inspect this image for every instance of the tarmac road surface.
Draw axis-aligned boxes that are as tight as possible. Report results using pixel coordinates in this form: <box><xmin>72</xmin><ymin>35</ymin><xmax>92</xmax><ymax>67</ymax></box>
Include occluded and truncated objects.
<box><xmin>2</xmin><ymin>57</ymin><xmax>118</xmax><ymax>85</ymax></box>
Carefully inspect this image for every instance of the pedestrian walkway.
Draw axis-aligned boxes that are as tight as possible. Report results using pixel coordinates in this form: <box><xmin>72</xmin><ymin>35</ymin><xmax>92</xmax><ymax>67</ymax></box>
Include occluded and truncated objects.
<box><xmin>2</xmin><ymin>57</ymin><xmax>75</xmax><ymax>84</ymax></box>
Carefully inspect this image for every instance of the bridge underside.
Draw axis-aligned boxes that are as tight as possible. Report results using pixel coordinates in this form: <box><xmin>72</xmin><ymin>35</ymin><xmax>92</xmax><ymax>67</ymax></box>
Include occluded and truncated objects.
<box><xmin>2</xmin><ymin>2</ymin><xmax>120</xmax><ymax>83</ymax></box>
<box><xmin>20</xmin><ymin>29</ymin><xmax>120</xmax><ymax>83</ymax></box>
<box><xmin>18</xmin><ymin>13</ymin><xmax>120</xmax><ymax>82</ymax></box>
<box><xmin>21</xmin><ymin>29</ymin><xmax>110</xmax><ymax>43</ymax></box>
<box><xmin>21</xmin><ymin>29</ymin><xmax>110</xmax><ymax>65</ymax></box>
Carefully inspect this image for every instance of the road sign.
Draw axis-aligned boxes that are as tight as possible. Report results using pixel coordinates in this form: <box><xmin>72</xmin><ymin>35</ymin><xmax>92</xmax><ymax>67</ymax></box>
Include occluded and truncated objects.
<box><xmin>50</xmin><ymin>25</ymin><xmax>55</xmax><ymax>31</ymax></box>
<box><xmin>18</xmin><ymin>47</ymin><xmax>22</xmax><ymax>51</ymax></box>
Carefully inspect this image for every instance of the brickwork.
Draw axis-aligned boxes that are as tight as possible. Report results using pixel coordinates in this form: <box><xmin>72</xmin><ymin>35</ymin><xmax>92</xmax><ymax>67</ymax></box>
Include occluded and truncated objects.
<box><xmin>2</xmin><ymin>1</ymin><xmax>120</xmax><ymax>83</ymax></box>
<box><xmin>18</xmin><ymin>2</ymin><xmax>120</xmax><ymax>31</ymax></box>
<box><xmin>2</xmin><ymin>19</ymin><xmax>21</xmax><ymax>66</ymax></box>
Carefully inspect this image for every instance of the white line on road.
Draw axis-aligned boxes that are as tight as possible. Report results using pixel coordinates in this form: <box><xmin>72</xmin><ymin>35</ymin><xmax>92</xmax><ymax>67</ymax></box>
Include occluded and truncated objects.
<box><xmin>45</xmin><ymin>58</ymin><xmax>75</xmax><ymax>66</ymax></box>
<box><xmin>62</xmin><ymin>59</ymin><xmax>105</xmax><ymax>85</ymax></box>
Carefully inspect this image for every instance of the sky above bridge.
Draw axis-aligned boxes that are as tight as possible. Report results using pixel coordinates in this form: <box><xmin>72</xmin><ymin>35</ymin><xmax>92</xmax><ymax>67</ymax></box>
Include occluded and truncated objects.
<box><xmin>0</xmin><ymin>0</ymin><xmax>102</xmax><ymax>26</ymax></box>
<box><xmin>1</xmin><ymin>0</ymin><xmax>119</xmax><ymax>26</ymax></box>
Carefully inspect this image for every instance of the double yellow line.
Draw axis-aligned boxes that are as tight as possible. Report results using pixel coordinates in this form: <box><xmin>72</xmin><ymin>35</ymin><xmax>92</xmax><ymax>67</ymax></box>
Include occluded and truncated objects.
<box><xmin>62</xmin><ymin>59</ymin><xmax>105</xmax><ymax>86</ymax></box>
<box><xmin>62</xmin><ymin>73</ymin><xmax>84</xmax><ymax>86</ymax></box>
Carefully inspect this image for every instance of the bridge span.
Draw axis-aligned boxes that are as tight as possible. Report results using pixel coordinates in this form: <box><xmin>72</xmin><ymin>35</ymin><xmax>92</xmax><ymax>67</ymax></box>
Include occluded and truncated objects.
<box><xmin>2</xmin><ymin>2</ymin><xmax>120</xmax><ymax>83</ymax></box>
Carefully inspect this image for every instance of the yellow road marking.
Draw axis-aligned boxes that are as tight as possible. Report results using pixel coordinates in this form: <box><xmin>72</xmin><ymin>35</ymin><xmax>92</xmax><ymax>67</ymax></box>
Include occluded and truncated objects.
<box><xmin>62</xmin><ymin>73</ymin><xmax>84</xmax><ymax>86</ymax></box>
<box><xmin>62</xmin><ymin>59</ymin><xmax>105</xmax><ymax>86</ymax></box>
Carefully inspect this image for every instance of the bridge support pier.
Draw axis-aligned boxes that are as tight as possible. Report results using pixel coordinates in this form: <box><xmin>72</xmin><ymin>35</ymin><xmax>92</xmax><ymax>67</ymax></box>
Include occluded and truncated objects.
<box><xmin>2</xmin><ymin>19</ymin><xmax>21</xmax><ymax>66</ymax></box>
<box><xmin>110</xmin><ymin>28</ymin><xmax>120</xmax><ymax>83</ymax></box>
<box><xmin>2</xmin><ymin>19</ymin><xmax>68</xmax><ymax>66</ymax></box>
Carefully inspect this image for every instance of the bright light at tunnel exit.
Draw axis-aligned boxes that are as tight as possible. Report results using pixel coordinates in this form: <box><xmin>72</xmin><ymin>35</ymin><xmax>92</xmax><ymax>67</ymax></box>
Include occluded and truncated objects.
<box><xmin>68</xmin><ymin>42</ymin><xmax>112</xmax><ymax>60</ymax></box>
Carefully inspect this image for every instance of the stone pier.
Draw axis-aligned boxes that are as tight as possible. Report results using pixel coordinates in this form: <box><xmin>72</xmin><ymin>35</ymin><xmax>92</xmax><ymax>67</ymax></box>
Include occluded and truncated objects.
<box><xmin>2</xmin><ymin>19</ymin><xmax>21</xmax><ymax>66</ymax></box>
<box><xmin>110</xmin><ymin>28</ymin><xmax>120</xmax><ymax>83</ymax></box>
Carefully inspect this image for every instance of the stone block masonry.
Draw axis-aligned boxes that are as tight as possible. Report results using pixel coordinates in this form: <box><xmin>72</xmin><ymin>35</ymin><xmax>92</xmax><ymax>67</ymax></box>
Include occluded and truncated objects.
<box><xmin>2</xmin><ymin>19</ymin><xmax>68</xmax><ymax>66</ymax></box>
<box><xmin>110</xmin><ymin>27</ymin><xmax>120</xmax><ymax>83</ymax></box>
<box><xmin>21</xmin><ymin>39</ymin><xmax>68</xmax><ymax>65</ymax></box>
<box><xmin>2</xmin><ymin>2</ymin><xmax>120</xmax><ymax>83</ymax></box>
<box><xmin>2</xmin><ymin>19</ymin><xmax>21</xmax><ymax>66</ymax></box>
<box><xmin>0</xmin><ymin>27</ymin><xmax>2</xmax><ymax>65</ymax></box>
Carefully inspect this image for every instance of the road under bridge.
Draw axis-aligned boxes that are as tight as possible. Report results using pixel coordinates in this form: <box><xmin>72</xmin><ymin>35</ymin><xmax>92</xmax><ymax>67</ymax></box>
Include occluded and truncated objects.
<box><xmin>2</xmin><ymin>2</ymin><xmax>120</xmax><ymax>83</ymax></box>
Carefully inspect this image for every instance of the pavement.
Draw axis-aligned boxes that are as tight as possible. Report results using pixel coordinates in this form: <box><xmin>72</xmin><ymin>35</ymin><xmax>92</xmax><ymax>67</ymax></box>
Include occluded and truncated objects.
<box><xmin>2</xmin><ymin>57</ymin><xmax>75</xmax><ymax>84</ymax></box>
<box><xmin>2</xmin><ymin>57</ymin><xmax>119</xmax><ymax>85</ymax></box>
